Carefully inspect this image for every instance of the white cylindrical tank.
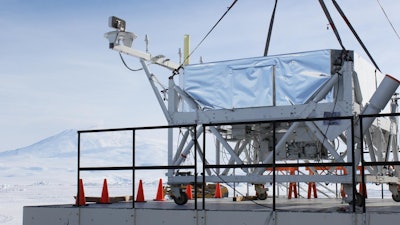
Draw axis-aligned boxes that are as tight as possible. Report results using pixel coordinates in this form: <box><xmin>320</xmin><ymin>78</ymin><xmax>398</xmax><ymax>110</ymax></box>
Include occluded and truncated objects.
<box><xmin>361</xmin><ymin>74</ymin><xmax>400</xmax><ymax>132</ymax></box>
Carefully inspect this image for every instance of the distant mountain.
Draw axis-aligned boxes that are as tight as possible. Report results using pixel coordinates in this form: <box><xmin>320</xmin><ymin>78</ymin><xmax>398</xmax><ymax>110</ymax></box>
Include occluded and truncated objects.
<box><xmin>0</xmin><ymin>129</ymin><xmax>137</xmax><ymax>158</ymax></box>
<box><xmin>0</xmin><ymin>128</ymin><xmax>168</xmax><ymax>185</ymax></box>
<box><xmin>0</xmin><ymin>129</ymin><xmax>77</xmax><ymax>158</ymax></box>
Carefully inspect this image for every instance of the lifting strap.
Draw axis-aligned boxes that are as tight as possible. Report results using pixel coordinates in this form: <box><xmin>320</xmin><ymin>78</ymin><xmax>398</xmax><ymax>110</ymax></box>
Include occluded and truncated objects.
<box><xmin>331</xmin><ymin>0</ymin><xmax>381</xmax><ymax>72</ymax></box>
<box><xmin>264</xmin><ymin>0</ymin><xmax>279</xmax><ymax>56</ymax></box>
<box><xmin>318</xmin><ymin>0</ymin><xmax>346</xmax><ymax>51</ymax></box>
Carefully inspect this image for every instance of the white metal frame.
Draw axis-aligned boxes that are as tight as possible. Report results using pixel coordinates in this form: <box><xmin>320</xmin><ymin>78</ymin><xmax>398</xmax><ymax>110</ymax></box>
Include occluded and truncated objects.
<box><xmin>106</xmin><ymin>31</ymin><xmax>400</xmax><ymax>204</ymax></box>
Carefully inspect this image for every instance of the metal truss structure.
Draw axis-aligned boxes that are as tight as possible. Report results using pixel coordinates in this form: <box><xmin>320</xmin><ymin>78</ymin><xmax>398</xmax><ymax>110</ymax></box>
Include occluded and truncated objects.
<box><xmin>105</xmin><ymin>27</ymin><xmax>400</xmax><ymax>206</ymax></box>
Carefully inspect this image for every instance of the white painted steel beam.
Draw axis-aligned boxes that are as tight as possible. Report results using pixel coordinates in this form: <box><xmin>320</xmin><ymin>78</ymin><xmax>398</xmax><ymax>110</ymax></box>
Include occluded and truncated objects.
<box><xmin>112</xmin><ymin>44</ymin><xmax>180</xmax><ymax>70</ymax></box>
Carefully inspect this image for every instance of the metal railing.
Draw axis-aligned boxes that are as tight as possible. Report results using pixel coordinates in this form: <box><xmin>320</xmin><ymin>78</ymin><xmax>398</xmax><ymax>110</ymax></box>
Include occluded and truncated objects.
<box><xmin>75</xmin><ymin>113</ymin><xmax>400</xmax><ymax>213</ymax></box>
<box><xmin>359</xmin><ymin>112</ymin><xmax>400</xmax><ymax>213</ymax></box>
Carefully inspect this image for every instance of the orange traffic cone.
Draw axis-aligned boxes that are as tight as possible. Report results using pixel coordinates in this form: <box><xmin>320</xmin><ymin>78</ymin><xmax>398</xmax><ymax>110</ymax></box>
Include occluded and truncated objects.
<box><xmin>135</xmin><ymin>180</ymin><xmax>146</xmax><ymax>202</ymax></box>
<box><xmin>154</xmin><ymin>178</ymin><xmax>165</xmax><ymax>201</ymax></box>
<box><xmin>99</xmin><ymin>179</ymin><xmax>110</xmax><ymax>204</ymax></box>
<box><xmin>214</xmin><ymin>183</ymin><xmax>222</xmax><ymax>198</ymax></box>
<box><xmin>186</xmin><ymin>184</ymin><xmax>193</xmax><ymax>200</ymax></box>
<box><xmin>75</xmin><ymin>179</ymin><xmax>86</xmax><ymax>206</ymax></box>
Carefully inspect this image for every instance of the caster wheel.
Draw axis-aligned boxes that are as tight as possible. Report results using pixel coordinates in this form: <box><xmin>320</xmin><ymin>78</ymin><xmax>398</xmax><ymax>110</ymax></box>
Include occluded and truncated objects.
<box><xmin>392</xmin><ymin>194</ymin><xmax>400</xmax><ymax>202</ymax></box>
<box><xmin>349</xmin><ymin>192</ymin><xmax>364</xmax><ymax>207</ymax></box>
<box><xmin>173</xmin><ymin>192</ymin><xmax>188</xmax><ymax>205</ymax></box>
<box><xmin>257</xmin><ymin>192</ymin><xmax>268</xmax><ymax>200</ymax></box>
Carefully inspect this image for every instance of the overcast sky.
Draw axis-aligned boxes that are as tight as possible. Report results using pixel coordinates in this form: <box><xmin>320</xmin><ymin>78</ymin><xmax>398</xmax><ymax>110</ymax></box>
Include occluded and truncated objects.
<box><xmin>1</xmin><ymin>0</ymin><xmax>399</xmax><ymax>151</ymax></box>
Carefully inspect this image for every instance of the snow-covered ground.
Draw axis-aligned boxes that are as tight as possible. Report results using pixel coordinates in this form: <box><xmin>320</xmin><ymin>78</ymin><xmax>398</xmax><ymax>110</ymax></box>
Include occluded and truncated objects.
<box><xmin>0</xmin><ymin>129</ymin><xmax>395</xmax><ymax>225</ymax></box>
<box><xmin>0</xmin><ymin>129</ymin><xmax>165</xmax><ymax>225</ymax></box>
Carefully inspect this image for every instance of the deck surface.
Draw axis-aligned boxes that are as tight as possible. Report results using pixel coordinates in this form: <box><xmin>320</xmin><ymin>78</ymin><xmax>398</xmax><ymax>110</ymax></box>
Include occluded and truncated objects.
<box><xmin>29</xmin><ymin>197</ymin><xmax>400</xmax><ymax>213</ymax></box>
<box><xmin>24</xmin><ymin>198</ymin><xmax>400</xmax><ymax>225</ymax></box>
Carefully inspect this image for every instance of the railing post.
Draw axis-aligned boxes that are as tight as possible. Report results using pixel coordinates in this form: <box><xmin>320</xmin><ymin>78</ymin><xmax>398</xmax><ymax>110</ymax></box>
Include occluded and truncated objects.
<box><xmin>193</xmin><ymin>125</ymin><xmax>198</xmax><ymax>210</ymax></box>
<box><xmin>132</xmin><ymin>129</ymin><xmax>136</xmax><ymax>209</ymax></box>
<box><xmin>351</xmin><ymin>117</ymin><xmax>356</xmax><ymax>212</ymax></box>
<box><xmin>359</xmin><ymin>115</ymin><xmax>366</xmax><ymax>213</ymax></box>
<box><xmin>77</xmin><ymin>131</ymin><xmax>81</xmax><ymax>207</ymax></box>
<box><xmin>272</xmin><ymin>121</ymin><xmax>276</xmax><ymax>212</ymax></box>
<box><xmin>202</xmin><ymin>125</ymin><xmax>206</xmax><ymax>210</ymax></box>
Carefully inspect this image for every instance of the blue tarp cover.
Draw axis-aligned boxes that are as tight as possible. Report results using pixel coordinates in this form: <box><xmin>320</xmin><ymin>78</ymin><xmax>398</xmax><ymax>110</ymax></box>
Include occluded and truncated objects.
<box><xmin>181</xmin><ymin>50</ymin><xmax>333</xmax><ymax>111</ymax></box>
